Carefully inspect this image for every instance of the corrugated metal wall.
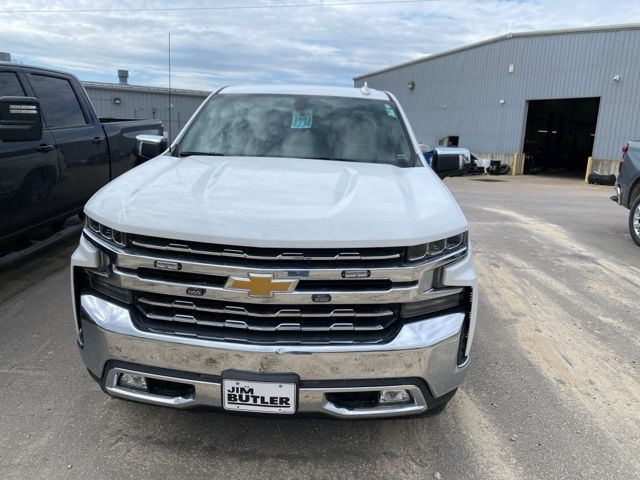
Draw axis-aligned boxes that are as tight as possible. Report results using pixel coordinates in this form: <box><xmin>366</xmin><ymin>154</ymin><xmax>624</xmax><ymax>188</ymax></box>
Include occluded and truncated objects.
<box><xmin>83</xmin><ymin>84</ymin><xmax>209</xmax><ymax>141</ymax></box>
<box><xmin>355</xmin><ymin>27</ymin><xmax>640</xmax><ymax>167</ymax></box>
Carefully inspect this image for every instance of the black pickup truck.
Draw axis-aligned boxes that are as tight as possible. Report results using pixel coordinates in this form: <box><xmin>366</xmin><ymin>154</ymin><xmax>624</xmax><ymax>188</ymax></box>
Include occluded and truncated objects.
<box><xmin>613</xmin><ymin>140</ymin><xmax>640</xmax><ymax>246</ymax></box>
<box><xmin>0</xmin><ymin>62</ymin><xmax>167</xmax><ymax>254</ymax></box>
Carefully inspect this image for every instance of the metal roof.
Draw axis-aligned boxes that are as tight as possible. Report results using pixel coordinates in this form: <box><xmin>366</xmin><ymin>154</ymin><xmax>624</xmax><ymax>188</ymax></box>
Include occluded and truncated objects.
<box><xmin>82</xmin><ymin>81</ymin><xmax>210</xmax><ymax>97</ymax></box>
<box><xmin>354</xmin><ymin>23</ymin><xmax>640</xmax><ymax>80</ymax></box>
<box><xmin>0</xmin><ymin>60</ymin><xmax>211</xmax><ymax>97</ymax></box>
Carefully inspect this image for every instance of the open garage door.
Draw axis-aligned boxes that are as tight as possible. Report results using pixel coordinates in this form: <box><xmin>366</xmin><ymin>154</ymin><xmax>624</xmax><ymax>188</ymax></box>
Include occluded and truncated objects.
<box><xmin>523</xmin><ymin>97</ymin><xmax>600</xmax><ymax>176</ymax></box>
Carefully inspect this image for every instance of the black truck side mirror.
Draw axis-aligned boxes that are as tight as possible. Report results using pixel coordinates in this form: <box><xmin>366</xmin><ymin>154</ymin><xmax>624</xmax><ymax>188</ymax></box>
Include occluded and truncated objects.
<box><xmin>0</xmin><ymin>96</ymin><xmax>43</xmax><ymax>142</ymax></box>
<box><xmin>136</xmin><ymin>134</ymin><xmax>168</xmax><ymax>162</ymax></box>
<box><xmin>431</xmin><ymin>151</ymin><xmax>466</xmax><ymax>179</ymax></box>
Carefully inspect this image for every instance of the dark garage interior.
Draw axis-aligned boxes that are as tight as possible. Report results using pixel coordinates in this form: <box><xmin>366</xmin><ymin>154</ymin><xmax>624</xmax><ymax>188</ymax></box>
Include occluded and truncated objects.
<box><xmin>522</xmin><ymin>97</ymin><xmax>600</xmax><ymax>176</ymax></box>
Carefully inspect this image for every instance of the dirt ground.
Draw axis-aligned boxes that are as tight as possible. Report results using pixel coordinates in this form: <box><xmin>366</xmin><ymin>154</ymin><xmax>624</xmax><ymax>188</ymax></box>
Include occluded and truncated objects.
<box><xmin>0</xmin><ymin>175</ymin><xmax>638</xmax><ymax>479</ymax></box>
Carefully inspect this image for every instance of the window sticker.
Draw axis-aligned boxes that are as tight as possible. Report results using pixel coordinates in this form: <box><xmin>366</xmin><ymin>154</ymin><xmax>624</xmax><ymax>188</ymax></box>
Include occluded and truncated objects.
<box><xmin>384</xmin><ymin>104</ymin><xmax>397</xmax><ymax>118</ymax></box>
<box><xmin>291</xmin><ymin>109</ymin><xmax>313</xmax><ymax>129</ymax></box>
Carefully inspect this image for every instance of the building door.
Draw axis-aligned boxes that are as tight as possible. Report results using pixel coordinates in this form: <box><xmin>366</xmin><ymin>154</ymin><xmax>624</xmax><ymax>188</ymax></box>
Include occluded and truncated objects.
<box><xmin>523</xmin><ymin>97</ymin><xmax>600</xmax><ymax>176</ymax></box>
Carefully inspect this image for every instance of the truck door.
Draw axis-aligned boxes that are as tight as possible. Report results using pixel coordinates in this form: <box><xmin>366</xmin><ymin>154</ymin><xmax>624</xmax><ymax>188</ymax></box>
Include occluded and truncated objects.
<box><xmin>25</xmin><ymin>70</ymin><xmax>109</xmax><ymax>211</ymax></box>
<box><xmin>0</xmin><ymin>68</ymin><xmax>63</xmax><ymax>243</ymax></box>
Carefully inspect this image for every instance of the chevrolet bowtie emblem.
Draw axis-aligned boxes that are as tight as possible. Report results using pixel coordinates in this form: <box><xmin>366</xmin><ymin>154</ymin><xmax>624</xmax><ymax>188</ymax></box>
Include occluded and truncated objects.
<box><xmin>225</xmin><ymin>273</ymin><xmax>297</xmax><ymax>298</ymax></box>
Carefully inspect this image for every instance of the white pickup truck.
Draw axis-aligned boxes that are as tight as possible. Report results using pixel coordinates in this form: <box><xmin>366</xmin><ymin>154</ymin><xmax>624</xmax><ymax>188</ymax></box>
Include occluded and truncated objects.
<box><xmin>71</xmin><ymin>84</ymin><xmax>478</xmax><ymax>418</ymax></box>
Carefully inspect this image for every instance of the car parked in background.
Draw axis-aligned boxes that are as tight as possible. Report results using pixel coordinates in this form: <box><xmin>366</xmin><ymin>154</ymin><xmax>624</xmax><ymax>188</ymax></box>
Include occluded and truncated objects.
<box><xmin>0</xmin><ymin>62</ymin><xmax>165</xmax><ymax>255</ymax></box>
<box><xmin>613</xmin><ymin>140</ymin><xmax>640</xmax><ymax>246</ymax></box>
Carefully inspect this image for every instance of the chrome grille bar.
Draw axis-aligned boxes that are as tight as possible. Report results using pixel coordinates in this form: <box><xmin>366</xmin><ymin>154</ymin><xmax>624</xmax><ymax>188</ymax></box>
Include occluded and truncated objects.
<box><xmin>110</xmin><ymin>265</ymin><xmax>457</xmax><ymax>304</ymax></box>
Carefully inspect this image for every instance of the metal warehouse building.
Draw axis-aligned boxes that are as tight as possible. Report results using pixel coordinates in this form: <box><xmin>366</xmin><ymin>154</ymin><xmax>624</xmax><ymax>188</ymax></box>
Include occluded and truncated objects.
<box><xmin>83</xmin><ymin>70</ymin><xmax>210</xmax><ymax>141</ymax></box>
<box><xmin>354</xmin><ymin>24</ymin><xmax>640</xmax><ymax>176</ymax></box>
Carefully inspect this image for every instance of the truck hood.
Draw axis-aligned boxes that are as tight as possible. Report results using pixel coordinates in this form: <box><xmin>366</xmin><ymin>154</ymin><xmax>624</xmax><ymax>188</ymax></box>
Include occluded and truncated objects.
<box><xmin>85</xmin><ymin>155</ymin><xmax>467</xmax><ymax>248</ymax></box>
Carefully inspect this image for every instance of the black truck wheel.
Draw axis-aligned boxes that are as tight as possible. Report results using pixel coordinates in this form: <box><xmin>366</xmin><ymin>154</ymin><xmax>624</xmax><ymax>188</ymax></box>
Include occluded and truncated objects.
<box><xmin>629</xmin><ymin>195</ymin><xmax>640</xmax><ymax>247</ymax></box>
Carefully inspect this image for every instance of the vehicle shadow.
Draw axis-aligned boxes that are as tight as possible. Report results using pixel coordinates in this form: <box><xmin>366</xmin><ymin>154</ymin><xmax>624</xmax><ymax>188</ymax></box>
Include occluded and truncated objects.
<box><xmin>98</xmin><ymin>395</ymin><xmax>455</xmax><ymax>465</ymax></box>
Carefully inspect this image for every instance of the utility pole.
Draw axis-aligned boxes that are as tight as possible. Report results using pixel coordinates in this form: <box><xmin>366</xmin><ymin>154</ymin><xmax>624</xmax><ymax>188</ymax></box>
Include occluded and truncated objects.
<box><xmin>168</xmin><ymin>32</ymin><xmax>172</xmax><ymax>142</ymax></box>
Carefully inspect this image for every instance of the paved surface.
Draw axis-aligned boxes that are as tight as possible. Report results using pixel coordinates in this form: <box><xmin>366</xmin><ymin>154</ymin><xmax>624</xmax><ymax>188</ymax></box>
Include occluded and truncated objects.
<box><xmin>1</xmin><ymin>176</ymin><xmax>638</xmax><ymax>479</ymax></box>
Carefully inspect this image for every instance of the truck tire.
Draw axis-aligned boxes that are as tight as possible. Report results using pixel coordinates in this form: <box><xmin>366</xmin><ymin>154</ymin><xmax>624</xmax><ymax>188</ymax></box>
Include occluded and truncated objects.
<box><xmin>629</xmin><ymin>195</ymin><xmax>640</xmax><ymax>247</ymax></box>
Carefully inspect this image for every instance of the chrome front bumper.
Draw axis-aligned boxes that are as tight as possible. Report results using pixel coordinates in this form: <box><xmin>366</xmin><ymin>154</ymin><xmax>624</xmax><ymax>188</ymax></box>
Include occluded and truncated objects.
<box><xmin>79</xmin><ymin>294</ymin><xmax>468</xmax><ymax>418</ymax></box>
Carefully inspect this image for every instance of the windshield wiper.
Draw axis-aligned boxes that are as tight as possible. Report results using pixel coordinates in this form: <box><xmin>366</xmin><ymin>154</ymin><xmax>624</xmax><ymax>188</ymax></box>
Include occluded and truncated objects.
<box><xmin>179</xmin><ymin>151</ymin><xmax>229</xmax><ymax>157</ymax></box>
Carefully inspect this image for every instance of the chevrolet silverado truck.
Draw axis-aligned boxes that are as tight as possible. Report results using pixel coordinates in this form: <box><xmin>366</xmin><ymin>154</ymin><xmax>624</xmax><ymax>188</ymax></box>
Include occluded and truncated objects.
<box><xmin>0</xmin><ymin>62</ymin><xmax>165</xmax><ymax>255</ymax></box>
<box><xmin>613</xmin><ymin>140</ymin><xmax>640</xmax><ymax>246</ymax></box>
<box><xmin>71</xmin><ymin>84</ymin><xmax>478</xmax><ymax>418</ymax></box>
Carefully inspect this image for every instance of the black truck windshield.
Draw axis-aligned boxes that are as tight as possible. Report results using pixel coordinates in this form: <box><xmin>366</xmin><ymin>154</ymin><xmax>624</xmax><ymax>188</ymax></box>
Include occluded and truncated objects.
<box><xmin>177</xmin><ymin>94</ymin><xmax>416</xmax><ymax>167</ymax></box>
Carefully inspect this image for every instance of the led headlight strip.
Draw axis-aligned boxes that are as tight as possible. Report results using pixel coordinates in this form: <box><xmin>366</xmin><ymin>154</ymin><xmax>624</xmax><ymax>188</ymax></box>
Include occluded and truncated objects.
<box><xmin>406</xmin><ymin>232</ymin><xmax>467</xmax><ymax>262</ymax></box>
<box><xmin>86</xmin><ymin>216</ymin><xmax>127</xmax><ymax>247</ymax></box>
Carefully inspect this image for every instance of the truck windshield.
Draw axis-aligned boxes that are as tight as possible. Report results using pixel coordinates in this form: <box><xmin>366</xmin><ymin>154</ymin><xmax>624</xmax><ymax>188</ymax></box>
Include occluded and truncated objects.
<box><xmin>177</xmin><ymin>94</ymin><xmax>416</xmax><ymax>167</ymax></box>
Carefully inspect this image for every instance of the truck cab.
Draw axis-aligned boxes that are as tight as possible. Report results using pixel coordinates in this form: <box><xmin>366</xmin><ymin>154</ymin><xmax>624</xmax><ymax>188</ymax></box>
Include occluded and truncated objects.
<box><xmin>0</xmin><ymin>62</ymin><xmax>164</xmax><ymax>254</ymax></box>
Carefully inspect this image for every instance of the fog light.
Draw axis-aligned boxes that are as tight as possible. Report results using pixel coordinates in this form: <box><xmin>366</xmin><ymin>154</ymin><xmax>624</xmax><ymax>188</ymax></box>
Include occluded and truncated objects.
<box><xmin>118</xmin><ymin>373</ymin><xmax>148</xmax><ymax>391</ymax></box>
<box><xmin>379</xmin><ymin>389</ymin><xmax>412</xmax><ymax>405</ymax></box>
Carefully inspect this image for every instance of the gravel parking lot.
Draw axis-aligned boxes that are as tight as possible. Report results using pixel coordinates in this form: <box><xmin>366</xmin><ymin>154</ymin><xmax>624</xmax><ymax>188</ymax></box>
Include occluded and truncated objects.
<box><xmin>1</xmin><ymin>175</ymin><xmax>638</xmax><ymax>480</ymax></box>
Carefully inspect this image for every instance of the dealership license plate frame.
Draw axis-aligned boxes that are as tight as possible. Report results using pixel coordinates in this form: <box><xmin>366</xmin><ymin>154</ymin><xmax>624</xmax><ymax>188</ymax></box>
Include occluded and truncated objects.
<box><xmin>221</xmin><ymin>371</ymin><xmax>299</xmax><ymax>415</ymax></box>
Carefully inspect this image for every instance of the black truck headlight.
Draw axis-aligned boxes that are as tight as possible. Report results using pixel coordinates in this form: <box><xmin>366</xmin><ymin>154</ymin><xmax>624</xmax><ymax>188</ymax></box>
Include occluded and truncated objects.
<box><xmin>406</xmin><ymin>232</ymin><xmax>467</xmax><ymax>262</ymax></box>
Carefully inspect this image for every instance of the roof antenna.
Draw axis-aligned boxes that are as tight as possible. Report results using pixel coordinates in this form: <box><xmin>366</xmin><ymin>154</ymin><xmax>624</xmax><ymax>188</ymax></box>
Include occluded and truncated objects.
<box><xmin>361</xmin><ymin>81</ymin><xmax>371</xmax><ymax>95</ymax></box>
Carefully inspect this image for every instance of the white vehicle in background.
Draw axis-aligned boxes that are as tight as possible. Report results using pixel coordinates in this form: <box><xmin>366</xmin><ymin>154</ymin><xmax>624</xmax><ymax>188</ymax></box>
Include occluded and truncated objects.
<box><xmin>71</xmin><ymin>84</ymin><xmax>478</xmax><ymax>419</ymax></box>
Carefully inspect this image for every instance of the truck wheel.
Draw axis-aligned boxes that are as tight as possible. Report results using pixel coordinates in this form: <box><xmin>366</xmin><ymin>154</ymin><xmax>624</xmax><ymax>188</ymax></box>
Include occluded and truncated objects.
<box><xmin>630</xmin><ymin>195</ymin><xmax>640</xmax><ymax>247</ymax></box>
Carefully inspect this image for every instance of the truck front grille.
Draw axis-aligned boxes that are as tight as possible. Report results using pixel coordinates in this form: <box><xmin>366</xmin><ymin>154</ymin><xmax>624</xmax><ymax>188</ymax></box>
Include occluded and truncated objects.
<box><xmin>82</xmin><ymin>228</ymin><xmax>469</xmax><ymax>345</ymax></box>
<box><xmin>133</xmin><ymin>293</ymin><xmax>400</xmax><ymax>344</ymax></box>
<box><xmin>128</xmin><ymin>234</ymin><xmax>405</xmax><ymax>266</ymax></box>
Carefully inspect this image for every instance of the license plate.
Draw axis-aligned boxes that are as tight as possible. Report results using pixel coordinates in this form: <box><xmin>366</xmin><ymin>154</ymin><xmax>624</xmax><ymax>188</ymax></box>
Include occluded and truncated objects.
<box><xmin>222</xmin><ymin>379</ymin><xmax>297</xmax><ymax>414</ymax></box>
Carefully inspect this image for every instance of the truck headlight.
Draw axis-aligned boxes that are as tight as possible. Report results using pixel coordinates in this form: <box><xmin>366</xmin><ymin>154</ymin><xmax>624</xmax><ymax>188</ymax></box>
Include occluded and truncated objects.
<box><xmin>85</xmin><ymin>216</ymin><xmax>128</xmax><ymax>247</ymax></box>
<box><xmin>406</xmin><ymin>232</ymin><xmax>467</xmax><ymax>262</ymax></box>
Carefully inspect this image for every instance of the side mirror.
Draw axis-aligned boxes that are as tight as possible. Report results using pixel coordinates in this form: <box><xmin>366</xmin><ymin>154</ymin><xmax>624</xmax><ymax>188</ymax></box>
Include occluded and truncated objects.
<box><xmin>431</xmin><ymin>152</ymin><xmax>466</xmax><ymax>179</ymax></box>
<box><xmin>136</xmin><ymin>134</ymin><xmax>168</xmax><ymax>161</ymax></box>
<box><xmin>0</xmin><ymin>96</ymin><xmax>43</xmax><ymax>142</ymax></box>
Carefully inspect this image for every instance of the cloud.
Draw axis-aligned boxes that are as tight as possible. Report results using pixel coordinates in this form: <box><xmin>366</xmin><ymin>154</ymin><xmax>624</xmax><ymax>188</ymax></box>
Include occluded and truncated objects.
<box><xmin>1</xmin><ymin>0</ymin><xmax>639</xmax><ymax>91</ymax></box>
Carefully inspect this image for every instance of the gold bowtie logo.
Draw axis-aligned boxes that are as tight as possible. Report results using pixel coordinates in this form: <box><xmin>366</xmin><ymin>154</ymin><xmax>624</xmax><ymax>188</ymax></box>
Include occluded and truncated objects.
<box><xmin>225</xmin><ymin>273</ymin><xmax>297</xmax><ymax>297</ymax></box>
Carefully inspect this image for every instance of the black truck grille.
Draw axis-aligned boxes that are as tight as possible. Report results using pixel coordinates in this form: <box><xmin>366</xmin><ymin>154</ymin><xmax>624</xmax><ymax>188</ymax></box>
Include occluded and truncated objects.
<box><xmin>133</xmin><ymin>293</ymin><xmax>400</xmax><ymax>344</ymax></box>
<box><xmin>128</xmin><ymin>234</ymin><xmax>405</xmax><ymax>267</ymax></box>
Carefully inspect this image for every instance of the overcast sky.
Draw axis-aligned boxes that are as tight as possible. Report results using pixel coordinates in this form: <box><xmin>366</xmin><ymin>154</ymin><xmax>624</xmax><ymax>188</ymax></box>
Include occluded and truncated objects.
<box><xmin>1</xmin><ymin>0</ymin><xmax>639</xmax><ymax>91</ymax></box>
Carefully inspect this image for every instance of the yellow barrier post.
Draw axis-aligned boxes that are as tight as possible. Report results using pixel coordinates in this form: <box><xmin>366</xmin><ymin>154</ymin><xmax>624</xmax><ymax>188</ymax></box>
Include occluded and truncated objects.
<box><xmin>511</xmin><ymin>153</ymin><xmax>524</xmax><ymax>175</ymax></box>
<box><xmin>584</xmin><ymin>156</ymin><xmax>593</xmax><ymax>183</ymax></box>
